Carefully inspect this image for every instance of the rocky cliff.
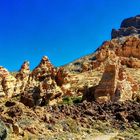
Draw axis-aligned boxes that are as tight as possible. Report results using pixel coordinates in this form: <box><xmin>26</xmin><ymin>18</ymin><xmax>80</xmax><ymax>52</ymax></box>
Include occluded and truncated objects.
<box><xmin>1</xmin><ymin>16</ymin><xmax>140</xmax><ymax>104</ymax></box>
<box><xmin>0</xmin><ymin>15</ymin><xmax>140</xmax><ymax>139</ymax></box>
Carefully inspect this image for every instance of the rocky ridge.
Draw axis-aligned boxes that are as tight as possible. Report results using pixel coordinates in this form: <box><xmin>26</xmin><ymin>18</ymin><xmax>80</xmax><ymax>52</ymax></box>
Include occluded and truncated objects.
<box><xmin>0</xmin><ymin>15</ymin><xmax>140</xmax><ymax>139</ymax></box>
<box><xmin>112</xmin><ymin>15</ymin><xmax>140</xmax><ymax>38</ymax></box>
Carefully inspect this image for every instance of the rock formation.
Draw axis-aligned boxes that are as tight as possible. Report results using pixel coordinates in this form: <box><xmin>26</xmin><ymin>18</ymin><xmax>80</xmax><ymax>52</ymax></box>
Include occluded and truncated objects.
<box><xmin>92</xmin><ymin>36</ymin><xmax>140</xmax><ymax>70</ymax></box>
<box><xmin>83</xmin><ymin>62</ymin><xmax>139</xmax><ymax>103</ymax></box>
<box><xmin>0</xmin><ymin>67</ymin><xmax>16</xmax><ymax>98</ymax></box>
<box><xmin>0</xmin><ymin>56</ymin><xmax>69</xmax><ymax>106</ymax></box>
<box><xmin>111</xmin><ymin>15</ymin><xmax>140</xmax><ymax>38</ymax></box>
<box><xmin>14</xmin><ymin>61</ymin><xmax>30</xmax><ymax>95</ymax></box>
<box><xmin>1</xmin><ymin>15</ymin><xmax>140</xmax><ymax>106</ymax></box>
<box><xmin>20</xmin><ymin>56</ymin><xmax>65</xmax><ymax>107</ymax></box>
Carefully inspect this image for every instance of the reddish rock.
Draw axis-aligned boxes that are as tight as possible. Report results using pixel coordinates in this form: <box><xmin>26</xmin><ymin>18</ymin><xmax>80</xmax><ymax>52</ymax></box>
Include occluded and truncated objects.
<box><xmin>14</xmin><ymin>61</ymin><xmax>30</xmax><ymax>95</ymax></box>
<box><xmin>84</xmin><ymin>63</ymin><xmax>139</xmax><ymax>103</ymax></box>
<box><xmin>0</xmin><ymin>67</ymin><xmax>16</xmax><ymax>98</ymax></box>
<box><xmin>21</xmin><ymin>56</ymin><xmax>64</xmax><ymax>106</ymax></box>
<box><xmin>55</xmin><ymin>67</ymin><xmax>69</xmax><ymax>86</ymax></box>
<box><xmin>30</xmin><ymin>56</ymin><xmax>56</xmax><ymax>81</ymax></box>
<box><xmin>94</xmin><ymin>64</ymin><xmax>118</xmax><ymax>102</ymax></box>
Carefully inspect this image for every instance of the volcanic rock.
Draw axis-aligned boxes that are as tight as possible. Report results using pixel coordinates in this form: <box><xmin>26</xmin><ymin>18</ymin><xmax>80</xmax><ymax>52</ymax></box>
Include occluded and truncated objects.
<box><xmin>20</xmin><ymin>56</ymin><xmax>64</xmax><ymax>106</ymax></box>
<box><xmin>83</xmin><ymin>62</ymin><xmax>139</xmax><ymax>103</ymax></box>
<box><xmin>94</xmin><ymin>64</ymin><xmax>118</xmax><ymax>102</ymax></box>
<box><xmin>30</xmin><ymin>56</ymin><xmax>56</xmax><ymax>82</ymax></box>
<box><xmin>0</xmin><ymin>67</ymin><xmax>10</xmax><ymax>97</ymax></box>
<box><xmin>112</xmin><ymin>15</ymin><xmax>140</xmax><ymax>38</ymax></box>
<box><xmin>1</xmin><ymin>70</ymin><xmax>16</xmax><ymax>98</ymax></box>
<box><xmin>14</xmin><ymin>61</ymin><xmax>30</xmax><ymax>95</ymax></box>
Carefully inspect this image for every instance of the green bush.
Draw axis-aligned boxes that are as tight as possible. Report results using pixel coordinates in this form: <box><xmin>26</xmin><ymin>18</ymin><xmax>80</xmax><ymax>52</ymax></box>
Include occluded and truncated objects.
<box><xmin>62</xmin><ymin>96</ymin><xmax>82</xmax><ymax>105</ymax></box>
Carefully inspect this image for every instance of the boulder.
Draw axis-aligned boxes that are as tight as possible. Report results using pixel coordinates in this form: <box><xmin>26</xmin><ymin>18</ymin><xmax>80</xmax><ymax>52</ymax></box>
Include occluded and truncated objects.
<box><xmin>55</xmin><ymin>67</ymin><xmax>69</xmax><ymax>86</ymax></box>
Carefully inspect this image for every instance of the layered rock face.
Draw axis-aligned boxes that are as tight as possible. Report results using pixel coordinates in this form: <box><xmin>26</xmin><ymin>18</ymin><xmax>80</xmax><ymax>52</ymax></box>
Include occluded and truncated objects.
<box><xmin>1</xmin><ymin>15</ymin><xmax>140</xmax><ymax>105</ymax></box>
<box><xmin>111</xmin><ymin>15</ymin><xmax>140</xmax><ymax>38</ymax></box>
<box><xmin>94</xmin><ymin>36</ymin><xmax>140</xmax><ymax>69</ymax></box>
<box><xmin>83</xmin><ymin>62</ymin><xmax>139</xmax><ymax>103</ymax></box>
<box><xmin>94</xmin><ymin>64</ymin><xmax>118</xmax><ymax>102</ymax></box>
<box><xmin>82</xmin><ymin>15</ymin><xmax>140</xmax><ymax>103</ymax></box>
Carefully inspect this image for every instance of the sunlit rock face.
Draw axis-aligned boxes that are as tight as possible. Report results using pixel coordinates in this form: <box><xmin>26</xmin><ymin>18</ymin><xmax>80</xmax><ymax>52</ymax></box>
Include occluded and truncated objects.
<box><xmin>20</xmin><ymin>56</ymin><xmax>66</xmax><ymax>107</ymax></box>
<box><xmin>0</xmin><ymin>67</ymin><xmax>16</xmax><ymax>98</ymax></box>
<box><xmin>0</xmin><ymin>62</ymin><xmax>31</xmax><ymax>98</ymax></box>
<box><xmin>0</xmin><ymin>56</ymin><xmax>69</xmax><ymax>106</ymax></box>
<box><xmin>94</xmin><ymin>36</ymin><xmax>140</xmax><ymax>69</ymax></box>
<box><xmin>83</xmin><ymin>62</ymin><xmax>139</xmax><ymax>103</ymax></box>
<box><xmin>14</xmin><ymin>61</ymin><xmax>30</xmax><ymax>95</ymax></box>
<box><xmin>1</xmin><ymin>15</ymin><xmax>140</xmax><ymax>106</ymax></box>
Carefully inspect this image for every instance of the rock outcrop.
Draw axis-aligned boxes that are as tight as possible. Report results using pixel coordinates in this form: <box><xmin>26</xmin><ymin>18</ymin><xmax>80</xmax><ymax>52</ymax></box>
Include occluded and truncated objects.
<box><xmin>0</xmin><ymin>56</ymin><xmax>69</xmax><ymax>106</ymax></box>
<box><xmin>1</xmin><ymin>15</ymin><xmax>140</xmax><ymax>105</ymax></box>
<box><xmin>111</xmin><ymin>15</ymin><xmax>140</xmax><ymax>38</ymax></box>
<box><xmin>0</xmin><ymin>67</ymin><xmax>16</xmax><ymax>98</ymax></box>
<box><xmin>83</xmin><ymin>62</ymin><xmax>139</xmax><ymax>103</ymax></box>
<box><xmin>94</xmin><ymin>36</ymin><xmax>140</xmax><ymax>69</ymax></box>
<box><xmin>20</xmin><ymin>56</ymin><xmax>65</xmax><ymax>107</ymax></box>
<box><xmin>14</xmin><ymin>61</ymin><xmax>30</xmax><ymax>95</ymax></box>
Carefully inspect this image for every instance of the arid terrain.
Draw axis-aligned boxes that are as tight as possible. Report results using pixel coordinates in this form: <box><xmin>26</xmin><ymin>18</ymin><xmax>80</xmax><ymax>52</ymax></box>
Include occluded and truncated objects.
<box><xmin>0</xmin><ymin>15</ymin><xmax>140</xmax><ymax>140</ymax></box>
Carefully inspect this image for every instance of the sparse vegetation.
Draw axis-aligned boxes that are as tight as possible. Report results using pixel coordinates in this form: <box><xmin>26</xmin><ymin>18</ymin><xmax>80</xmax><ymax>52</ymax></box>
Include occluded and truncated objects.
<box><xmin>61</xmin><ymin>96</ymin><xmax>82</xmax><ymax>105</ymax></box>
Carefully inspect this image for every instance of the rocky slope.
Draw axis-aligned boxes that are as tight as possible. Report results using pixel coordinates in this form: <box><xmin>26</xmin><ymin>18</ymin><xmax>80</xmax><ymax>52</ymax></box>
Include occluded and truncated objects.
<box><xmin>0</xmin><ymin>15</ymin><xmax>140</xmax><ymax>139</ymax></box>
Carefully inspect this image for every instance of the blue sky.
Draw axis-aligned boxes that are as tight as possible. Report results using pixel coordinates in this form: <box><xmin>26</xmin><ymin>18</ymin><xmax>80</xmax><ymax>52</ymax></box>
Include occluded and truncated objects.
<box><xmin>0</xmin><ymin>0</ymin><xmax>140</xmax><ymax>71</ymax></box>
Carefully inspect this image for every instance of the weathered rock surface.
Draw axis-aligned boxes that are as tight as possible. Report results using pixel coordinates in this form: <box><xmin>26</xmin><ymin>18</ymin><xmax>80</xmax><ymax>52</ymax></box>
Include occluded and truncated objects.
<box><xmin>112</xmin><ymin>15</ymin><xmax>140</xmax><ymax>38</ymax></box>
<box><xmin>83</xmin><ymin>62</ymin><xmax>139</xmax><ymax>103</ymax></box>
<box><xmin>93</xmin><ymin>36</ymin><xmax>140</xmax><ymax>70</ymax></box>
<box><xmin>14</xmin><ymin>61</ymin><xmax>30</xmax><ymax>95</ymax></box>
<box><xmin>20</xmin><ymin>56</ymin><xmax>65</xmax><ymax>106</ymax></box>
<box><xmin>0</xmin><ymin>56</ymin><xmax>69</xmax><ymax>106</ymax></box>
<box><xmin>0</xmin><ymin>67</ymin><xmax>16</xmax><ymax>98</ymax></box>
<box><xmin>94</xmin><ymin>64</ymin><xmax>118</xmax><ymax>102</ymax></box>
<box><xmin>1</xmin><ymin>15</ymin><xmax>140</xmax><ymax>106</ymax></box>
